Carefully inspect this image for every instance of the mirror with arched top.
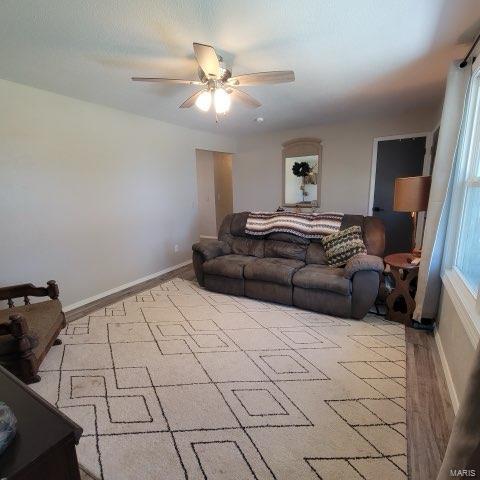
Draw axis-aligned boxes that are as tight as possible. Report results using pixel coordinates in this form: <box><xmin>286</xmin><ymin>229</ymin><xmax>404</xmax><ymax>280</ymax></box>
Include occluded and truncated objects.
<box><xmin>282</xmin><ymin>138</ymin><xmax>322</xmax><ymax>207</ymax></box>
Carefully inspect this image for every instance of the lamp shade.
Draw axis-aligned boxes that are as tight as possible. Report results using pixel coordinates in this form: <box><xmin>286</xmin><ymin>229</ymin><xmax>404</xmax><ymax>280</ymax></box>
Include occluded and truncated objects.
<box><xmin>393</xmin><ymin>175</ymin><xmax>431</xmax><ymax>212</ymax></box>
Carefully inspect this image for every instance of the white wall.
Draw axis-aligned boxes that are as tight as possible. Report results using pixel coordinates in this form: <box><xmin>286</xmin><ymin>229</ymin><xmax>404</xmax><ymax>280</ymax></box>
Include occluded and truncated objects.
<box><xmin>196</xmin><ymin>150</ymin><xmax>234</xmax><ymax>238</ymax></box>
<box><xmin>0</xmin><ymin>79</ymin><xmax>235</xmax><ymax>307</ymax></box>
<box><xmin>195</xmin><ymin>150</ymin><xmax>218</xmax><ymax>238</ymax></box>
<box><xmin>0</xmin><ymin>79</ymin><xmax>438</xmax><ymax>310</ymax></box>
<box><xmin>233</xmin><ymin>107</ymin><xmax>437</xmax><ymax>214</ymax></box>
<box><xmin>213</xmin><ymin>152</ymin><xmax>233</xmax><ymax>232</ymax></box>
<box><xmin>435</xmin><ymin>287</ymin><xmax>477</xmax><ymax>412</ymax></box>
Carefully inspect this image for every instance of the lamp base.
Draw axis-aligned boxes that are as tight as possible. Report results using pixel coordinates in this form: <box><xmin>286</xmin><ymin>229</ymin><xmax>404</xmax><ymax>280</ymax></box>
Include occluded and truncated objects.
<box><xmin>410</xmin><ymin>211</ymin><xmax>417</xmax><ymax>251</ymax></box>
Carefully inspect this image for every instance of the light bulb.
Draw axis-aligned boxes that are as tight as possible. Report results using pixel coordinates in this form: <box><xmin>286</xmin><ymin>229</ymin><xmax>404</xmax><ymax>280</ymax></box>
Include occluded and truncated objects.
<box><xmin>214</xmin><ymin>88</ymin><xmax>231</xmax><ymax>114</ymax></box>
<box><xmin>195</xmin><ymin>90</ymin><xmax>212</xmax><ymax>112</ymax></box>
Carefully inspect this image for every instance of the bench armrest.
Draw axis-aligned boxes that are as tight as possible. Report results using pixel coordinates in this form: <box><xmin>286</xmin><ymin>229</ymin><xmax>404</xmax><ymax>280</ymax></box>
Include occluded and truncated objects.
<box><xmin>0</xmin><ymin>280</ymin><xmax>59</xmax><ymax>307</ymax></box>
<box><xmin>344</xmin><ymin>254</ymin><xmax>384</xmax><ymax>279</ymax></box>
<box><xmin>192</xmin><ymin>240</ymin><xmax>231</xmax><ymax>261</ymax></box>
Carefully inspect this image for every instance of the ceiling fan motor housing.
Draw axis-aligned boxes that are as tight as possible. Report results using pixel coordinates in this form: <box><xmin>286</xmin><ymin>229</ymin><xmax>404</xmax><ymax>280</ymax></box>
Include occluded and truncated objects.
<box><xmin>197</xmin><ymin>56</ymin><xmax>231</xmax><ymax>84</ymax></box>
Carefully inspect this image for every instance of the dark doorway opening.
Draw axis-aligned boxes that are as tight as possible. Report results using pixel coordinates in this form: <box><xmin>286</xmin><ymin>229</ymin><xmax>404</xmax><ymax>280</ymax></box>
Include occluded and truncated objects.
<box><xmin>370</xmin><ymin>136</ymin><xmax>427</xmax><ymax>256</ymax></box>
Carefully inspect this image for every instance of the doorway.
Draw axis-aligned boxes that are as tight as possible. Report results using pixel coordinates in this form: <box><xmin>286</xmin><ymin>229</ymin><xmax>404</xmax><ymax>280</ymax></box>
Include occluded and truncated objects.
<box><xmin>369</xmin><ymin>134</ymin><xmax>430</xmax><ymax>256</ymax></box>
<box><xmin>195</xmin><ymin>149</ymin><xmax>233</xmax><ymax>239</ymax></box>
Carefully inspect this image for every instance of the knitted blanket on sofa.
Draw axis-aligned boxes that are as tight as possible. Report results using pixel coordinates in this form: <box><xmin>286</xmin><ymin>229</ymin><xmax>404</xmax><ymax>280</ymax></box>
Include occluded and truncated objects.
<box><xmin>245</xmin><ymin>211</ymin><xmax>344</xmax><ymax>239</ymax></box>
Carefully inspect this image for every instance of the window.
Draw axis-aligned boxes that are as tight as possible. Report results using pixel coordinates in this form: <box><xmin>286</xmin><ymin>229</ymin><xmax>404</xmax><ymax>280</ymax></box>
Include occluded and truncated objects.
<box><xmin>451</xmin><ymin>60</ymin><xmax>480</xmax><ymax>297</ymax></box>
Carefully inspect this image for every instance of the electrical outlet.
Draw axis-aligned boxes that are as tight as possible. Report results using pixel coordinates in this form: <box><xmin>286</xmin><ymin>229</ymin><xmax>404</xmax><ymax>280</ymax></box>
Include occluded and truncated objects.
<box><xmin>174</xmin><ymin>244</ymin><xmax>179</xmax><ymax>253</ymax></box>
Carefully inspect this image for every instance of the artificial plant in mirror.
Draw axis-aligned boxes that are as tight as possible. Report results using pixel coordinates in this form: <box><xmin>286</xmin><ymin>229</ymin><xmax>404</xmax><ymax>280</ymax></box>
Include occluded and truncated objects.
<box><xmin>285</xmin><ymin>156</ymin><xmax>318</xmax><ymax>204</ymax></box>
<box><xmin>282</xmin><ymin>138</ymin><xmax>322</xmax><ymax>206</ymax></box>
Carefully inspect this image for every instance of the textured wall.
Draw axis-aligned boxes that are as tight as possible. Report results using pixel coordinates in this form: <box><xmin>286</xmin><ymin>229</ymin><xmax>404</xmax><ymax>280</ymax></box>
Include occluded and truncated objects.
<box><xmin>0</xmin><ymin>79</ymin><xmax>235</xmax><ymax>306</ymax></box>
<box><xmin>213</xmin><ymin>152</ymin><xmax>233</xmax><ymax>232</ymax></box>
<box><xmin>436</xmin><ymin>287</ymin><xmax>478</xmax><ymax>412</ymax></box>
<box><xmin>195</xmin><ymin>150</ymin><xmax>218</xmax><ymax>238</ymax></box>
<box><xmin>233</xmin><ymin>106</ymin><xmax>438</xmax><ymax>214</ymax></box>
<box><xmin>0</xmin><ymin>0</ymin><xmax>475</xmax><ymax>135</ymax></box>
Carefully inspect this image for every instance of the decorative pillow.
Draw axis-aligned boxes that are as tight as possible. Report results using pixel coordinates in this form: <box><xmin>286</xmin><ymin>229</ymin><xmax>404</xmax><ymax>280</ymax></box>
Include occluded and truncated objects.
<box><xmin>321</xmin><ymin>225</ymin><xmax>367</xmax><ymax>267</ymax></box>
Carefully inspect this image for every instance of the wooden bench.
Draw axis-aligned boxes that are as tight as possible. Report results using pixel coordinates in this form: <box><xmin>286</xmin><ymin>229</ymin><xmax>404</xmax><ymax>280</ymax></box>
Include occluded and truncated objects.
<box><xmin>0</xmin><ymin>281</ymin><xmax>65</xmax><ymax>383</ymax></box>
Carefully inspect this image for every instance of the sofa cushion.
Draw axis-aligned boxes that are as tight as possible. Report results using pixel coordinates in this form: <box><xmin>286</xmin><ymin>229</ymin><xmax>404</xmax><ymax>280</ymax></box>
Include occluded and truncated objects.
<box><xmin>267</xmin><ymin>232</ymin><xmax>309</xmax><ymax>245</ymax></box>
<box><xmin>264</xmin><ymin>240</ymin><xmax>307</xmax><ymax>261</ymax></box>
<box><xmin>293</xmin><ymin>265</ymin><xmax>351</xmax><ymax>296</ymax></box>
<box><xmin>341</xmin><ymin>214</ymin><xmax>364</xmax><ymax>231</ymax></box>
<box><xmin>218</xmin><ymin>213</ymin><xmax>234</xmax><ymax>241</ymax></box>
<box><xmin>192</xmin><ymin>239</ymin><xmax>231</xmax><ymax>260</ymax></box>
<box><xmin>320</xmin><ymin>225</ymin><xmax>367</xmax><ymax>267</ymax></box>
<box><xmin>306</xmin><ymin>243</ymin><xmax>328</xmax><ymax>265</ymax></box>
<box><xmin>203</xmin><ymin>254</ymin><xmax>258</xmax><ymax>279</ymax></box>
<box><xmin>341</xmin><ymin>214</ymin><xmax>385</xmax><ymax>256</ymax></box>
<box><xmin>230</xmin><ymin>212</ymin><xmax>249</xmax><ymax>236</ymax></box>
<box><xmin>244</xmin><ymin>258</ymin><xmax>304</xmax><ymax>285</ymax></box>
<box><xmin>363</xmin><ymin>216</ymin><xmax>385</xmax><ymax>256</ymax></box>
<box><xmin>230</xmin><ymin>237</ymin><xmax>264</xmax><ymax>258</ymax></box>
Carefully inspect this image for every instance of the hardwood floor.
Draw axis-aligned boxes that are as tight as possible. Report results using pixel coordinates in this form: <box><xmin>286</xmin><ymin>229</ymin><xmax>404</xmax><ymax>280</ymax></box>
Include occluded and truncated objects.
<box><xmin>65</xmin><ymin>263</ymin><xmax>195</xmax><ymax>322</ymax></box>
<box><xmin>406</xmin><ymin>327</ymin><xmax>454</xmax><ymax>480</ymax></box>
<box><xmin>79</xmin><ymin>466</ymin><xmax>96</xmax><ymax>480</ymax></box>
<box><xmin>68</xmin><ymin>265</ymin><xmax>455</xmax><ymax>479</ymax></box>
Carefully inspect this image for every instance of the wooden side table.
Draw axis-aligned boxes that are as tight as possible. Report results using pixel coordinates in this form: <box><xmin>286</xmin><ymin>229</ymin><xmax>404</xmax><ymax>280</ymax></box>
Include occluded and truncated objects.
<box><xmin>384</xmin><ymin>253</ymin><xmax>420</xmax><ymax>326</ymax></box>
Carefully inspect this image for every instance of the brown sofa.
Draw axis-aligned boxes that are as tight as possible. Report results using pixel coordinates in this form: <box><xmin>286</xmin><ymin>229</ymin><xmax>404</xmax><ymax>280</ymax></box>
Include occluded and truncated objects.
<box><xmin>192</xmin><ymin>212</ymin><xmax>385</xmax><ymax>319</ymax></box>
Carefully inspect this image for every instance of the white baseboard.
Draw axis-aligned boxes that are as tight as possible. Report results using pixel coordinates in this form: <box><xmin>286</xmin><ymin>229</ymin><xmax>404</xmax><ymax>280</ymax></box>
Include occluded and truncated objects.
<box><xmin>434</xmin><ymin>327</ymin><xmax>460</xmax><ymax>414</ymax></box>
<box><xmin>199</xmin><ymin>235</ymin><xmax>217</xmax><ymax>240</ymax></box>
<box><xmin>63</xmin><ymin>259</ymin><xmax>192</xmax><ymax>313</ymax></box>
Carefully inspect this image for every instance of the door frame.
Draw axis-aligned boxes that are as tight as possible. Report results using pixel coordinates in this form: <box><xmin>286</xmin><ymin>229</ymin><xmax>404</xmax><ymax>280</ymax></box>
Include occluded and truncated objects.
<box><xmin>368</xmin><ymin>132</ymin><xmax>433</xmax><ymax>215</ymax></box>
<box><xmin>368</xmin><ymin>131</ymin><xmax>433</xmax><ymax>248</ymax></box>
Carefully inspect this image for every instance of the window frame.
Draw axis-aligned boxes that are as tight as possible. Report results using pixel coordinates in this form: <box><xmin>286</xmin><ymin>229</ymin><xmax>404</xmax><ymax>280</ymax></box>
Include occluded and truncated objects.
<box><xmin>443</xmin><ymin>55</ymin><xmax>480</xmax><ymax>329</ymax></box>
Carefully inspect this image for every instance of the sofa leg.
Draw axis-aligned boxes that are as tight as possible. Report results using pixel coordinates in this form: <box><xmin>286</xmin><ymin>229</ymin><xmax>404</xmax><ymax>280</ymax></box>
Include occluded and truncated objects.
<box><xmin>53</xmin><ymin>338</ymin><xmax>62</xmax><ymax>346</ymax></box>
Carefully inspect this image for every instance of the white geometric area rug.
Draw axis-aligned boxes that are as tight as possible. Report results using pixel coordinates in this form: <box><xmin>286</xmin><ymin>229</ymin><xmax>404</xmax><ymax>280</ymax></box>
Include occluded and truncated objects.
<box><xmin>31</xmin><ymin>277</ymin><xmax>407</xmax><ymax>480</ymax></box>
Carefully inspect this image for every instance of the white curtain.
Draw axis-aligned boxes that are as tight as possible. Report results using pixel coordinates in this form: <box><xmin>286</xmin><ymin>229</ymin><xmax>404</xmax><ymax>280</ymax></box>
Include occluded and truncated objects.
<box><xmin>414</xmin><ymin>62</ymin><xmax>471</xmax><ymax>320</ymax></box>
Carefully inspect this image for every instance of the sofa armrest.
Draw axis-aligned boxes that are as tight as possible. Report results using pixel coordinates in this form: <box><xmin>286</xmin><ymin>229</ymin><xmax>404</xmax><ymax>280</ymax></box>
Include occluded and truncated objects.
<box><xmin>351</xmin><ymin>271</ymin><xmax>381</xmax><ymax>319</ymax></box>
<box><xmin>192</xmin><ymin>239</ymin><xmax>231</xmax><ymax>261</ymax></box>
<box><xmin>344</xmin><ymin>254</ymin><xmax>384</xmax><ymax>279</ymax></box>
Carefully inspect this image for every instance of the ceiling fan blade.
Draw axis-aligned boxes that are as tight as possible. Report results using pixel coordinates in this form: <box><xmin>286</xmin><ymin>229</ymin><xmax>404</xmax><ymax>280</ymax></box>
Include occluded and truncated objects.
<box><xmin>228</xmin><ymin>70</ymin><xmax>295</xmax><ymax>86</ymax></box>
<box><xmin>229</xmin><ymin>88</ymin><xmax>261</xmax><ymax>108</ymax></box>
<box><xmin>132</xmin><ymin>77</ymin><xmax>203</xmax><ymax>85</ymax></box>
<box><xmin>193</xmin><ymin>42</ymin><xmax>220</xmax><ymax>78</ymax></box>
<box><xmin>179</xmin><ymin>90</ymin><xmax>205</xmax><ymax>108</ymax></box>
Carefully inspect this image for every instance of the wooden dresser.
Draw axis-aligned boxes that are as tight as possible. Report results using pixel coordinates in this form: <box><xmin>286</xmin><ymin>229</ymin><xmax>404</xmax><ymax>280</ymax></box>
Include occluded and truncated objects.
<box><xmin>0</xmin><ymin>365</ymin><xmax>82</xmax><ymax>480</ymax></box>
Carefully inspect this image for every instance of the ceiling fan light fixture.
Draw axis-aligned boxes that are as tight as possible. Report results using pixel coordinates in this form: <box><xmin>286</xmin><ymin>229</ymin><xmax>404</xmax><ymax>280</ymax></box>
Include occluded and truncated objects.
<box><xmin>195</xmin><ymin>90</ymin><xmax>212</xmax><ymax>112</ymax></box>
<box><xmin>132</xmin><ymin>43</ymin><xmax>294</xmax><ymax>117</ymax></box>
<box><xmin>214</xmin><ymin>88</ymin><xmax>231</xmax><ymax>114</ymax></box>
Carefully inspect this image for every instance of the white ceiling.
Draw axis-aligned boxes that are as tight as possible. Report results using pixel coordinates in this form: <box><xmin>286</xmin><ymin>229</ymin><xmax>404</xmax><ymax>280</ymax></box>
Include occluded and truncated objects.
<box><xmin>1</xmin><ymin>0</ymin><xmax>479</xmax><ymax>135</ymax></box>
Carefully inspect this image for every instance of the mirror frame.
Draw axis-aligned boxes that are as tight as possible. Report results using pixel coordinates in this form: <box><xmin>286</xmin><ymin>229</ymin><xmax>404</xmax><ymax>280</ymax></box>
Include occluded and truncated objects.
<box><xmin>282</xmin><ymin>137</ymin><xmax>322</xmax><ymax>207</ymax></box>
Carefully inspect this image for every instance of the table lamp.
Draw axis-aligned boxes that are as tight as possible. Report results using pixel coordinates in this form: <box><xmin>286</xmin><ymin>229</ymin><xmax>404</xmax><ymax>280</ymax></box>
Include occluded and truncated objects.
<box><xmin>393</xmin><ymin>175</ymin><xmax>431</xmax><ymax>254</ymax></box>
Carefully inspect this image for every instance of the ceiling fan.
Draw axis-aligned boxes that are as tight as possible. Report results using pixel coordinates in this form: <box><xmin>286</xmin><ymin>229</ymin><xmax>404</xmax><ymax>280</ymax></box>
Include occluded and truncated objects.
<box><xmin>132</xmin><ymin>42</ymin><xmax>295</xmax><ymax>115</ymax></box>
